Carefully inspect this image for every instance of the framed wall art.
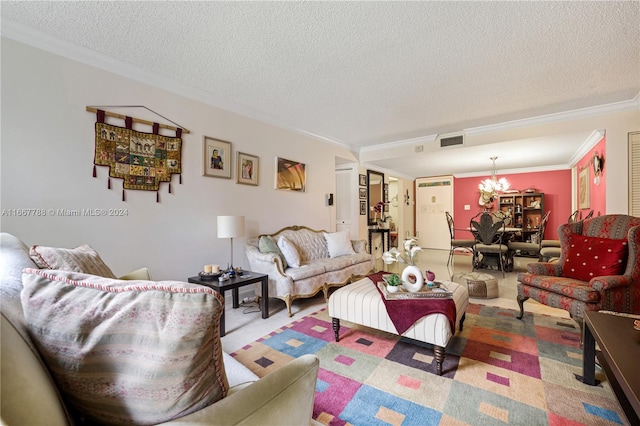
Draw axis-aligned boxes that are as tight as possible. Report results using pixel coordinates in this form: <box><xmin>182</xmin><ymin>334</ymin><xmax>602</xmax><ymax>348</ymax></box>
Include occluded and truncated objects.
<box><xmin>579</xmin><ymin>166</ymin><xmax>590</xmax><ymax>209</ymax></box>
<box><xmin>275</xmin><ymin>157</ymin><xmax>306</xmax><ymax>192</ymax></box>
<box><xmin>359</xmin><ymin>187</ymin><xmax>367</xmax><ymax>199</ymax></box>
<box><xmin>237</xmin><ymin>152</ymin><xmax>259</xmax><ymax>186</ymax></box>
<box><xmin>360</xmin><ymin>200</ymin><xmax>366</xmax><ymax>215</ymax></box>
<box><xmin>359</xmin><ymin>174</ymin><xmax>367</xmax><ymax>186</ymax></box>
<box><xmin>203</xmin><ymin>136</ymin><xmax>231</xmax><ymax>179</ymax></box>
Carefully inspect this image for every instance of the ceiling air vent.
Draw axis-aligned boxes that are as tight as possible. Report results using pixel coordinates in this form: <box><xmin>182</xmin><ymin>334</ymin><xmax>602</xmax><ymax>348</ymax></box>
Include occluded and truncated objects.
<box><xmin>440</xmin><ymin>135</ymin><xmax>464</xmax><ymax>148</ymax></box>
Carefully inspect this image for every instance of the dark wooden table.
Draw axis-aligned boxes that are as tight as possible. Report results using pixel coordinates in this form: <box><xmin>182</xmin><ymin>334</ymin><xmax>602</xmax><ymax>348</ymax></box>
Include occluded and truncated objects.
<box><xmin>582</xmin><ymin>311</ymin><xmax>640</xmax><ymax>425</ymax></box>
<box><xmin>188</xmin><ymin>271</ymin><xmax>269</xmax><ymax>337</ymax></box>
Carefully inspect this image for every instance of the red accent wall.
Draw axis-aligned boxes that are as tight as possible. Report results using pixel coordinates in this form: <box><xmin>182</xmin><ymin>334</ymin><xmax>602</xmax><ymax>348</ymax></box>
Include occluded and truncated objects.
<box><xmin>452</xmin><ymin>170</ymin><xmax>572</xmax><ymax>240</ymax></box>
<box><xmin>576</xmin><ymin>136</ymin><xmax>606</xmax><ymax>218</ymax></box>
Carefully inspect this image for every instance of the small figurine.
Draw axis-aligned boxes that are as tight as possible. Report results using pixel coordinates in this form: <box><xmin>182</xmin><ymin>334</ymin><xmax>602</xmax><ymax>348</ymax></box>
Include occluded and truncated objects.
<box><xmin>426</xmin><ymin>270</ymin><xmax>436</xmax><ymax>287</ymax></box>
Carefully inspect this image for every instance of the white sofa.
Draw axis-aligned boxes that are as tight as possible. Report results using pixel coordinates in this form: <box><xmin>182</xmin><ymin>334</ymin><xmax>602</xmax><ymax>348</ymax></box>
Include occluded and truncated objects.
<box><xmin>1</xmin><ymin>233</ymin><xmax>319</xmax><ymax>425</ymax></box>
<box><xmin>246</xmin><ymin>226</ymin><xmax>375</xmax><ymax>317</ymax></box>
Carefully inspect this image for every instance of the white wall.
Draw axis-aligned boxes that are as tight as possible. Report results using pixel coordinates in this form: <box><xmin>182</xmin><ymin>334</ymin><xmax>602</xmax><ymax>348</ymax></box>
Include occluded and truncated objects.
<box><xmin>0</xmin><ymin>38</ymin><xmax>358</xmax><ymax>280</ymax></box>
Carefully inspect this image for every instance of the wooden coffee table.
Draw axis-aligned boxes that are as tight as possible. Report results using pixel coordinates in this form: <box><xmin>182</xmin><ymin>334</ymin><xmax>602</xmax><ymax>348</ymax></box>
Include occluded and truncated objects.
<box><xmin>582</xmin><ymin>311</ymin><xmax>640</xmax><ymax>424</ymax></box>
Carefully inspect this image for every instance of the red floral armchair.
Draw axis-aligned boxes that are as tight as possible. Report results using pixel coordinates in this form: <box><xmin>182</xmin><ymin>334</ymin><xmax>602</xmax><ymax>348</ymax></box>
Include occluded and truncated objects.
<box><xmin>516</xmin><ymin>214</ymin><xmax>640</xmax><ymax>331</ymax></box>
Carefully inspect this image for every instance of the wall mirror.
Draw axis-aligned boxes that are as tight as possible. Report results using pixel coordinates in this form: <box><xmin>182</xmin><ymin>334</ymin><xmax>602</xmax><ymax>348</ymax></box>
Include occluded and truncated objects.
<box><xmin>367</xmin><ymin>170</ymin><xmax>384</xmax><ymax>226</ymax></box>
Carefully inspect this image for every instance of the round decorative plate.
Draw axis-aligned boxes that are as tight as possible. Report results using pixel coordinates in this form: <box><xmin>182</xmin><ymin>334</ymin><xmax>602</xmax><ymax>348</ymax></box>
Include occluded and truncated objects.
<box><xmin>198</xmin><ymin>271</ymin><xmax>222</xmax><ymax>281</ymax></box>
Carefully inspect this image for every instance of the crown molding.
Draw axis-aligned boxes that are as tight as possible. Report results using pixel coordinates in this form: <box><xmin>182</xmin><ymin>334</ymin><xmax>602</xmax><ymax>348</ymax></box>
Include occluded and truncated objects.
<box><xmin>0</xmin><ymin>19</ymin><xmax>348</xmax><ymax>149</ymax></box>
<box><xmin>2</xmin><ymin>19</ymin><xmax>635</xmax><ymax>161</ymax></box>
<box><xmin>567</xmin><ymin>129</ymin><xmax>605</xmax><ymax>167</ymax></box>
<box><xmin>464</xmin><ymin>97</ymin><xmax>639</xmax><ymax>136</ymax></box>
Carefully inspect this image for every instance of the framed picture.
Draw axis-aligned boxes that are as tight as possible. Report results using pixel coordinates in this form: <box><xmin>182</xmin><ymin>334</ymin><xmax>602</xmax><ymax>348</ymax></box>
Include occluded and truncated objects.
<box><xmin>359</xmin><ymin>174</ymin><xmax>367</xmax><ymax>186</ymax></box>
<box><xmin>359</xmin><ymin>201</ymin><xmax>366</xmax><ymax>215</ymax></box>
<box><xmin>236</xmin><ymin>152</ymin><xmax>259</xmax><ymax>186</ymax></box>
<box><xmin>275</xmin><ymin>157</ymin><xmax>306</xmax><ymax>192</ymax></box>
<box><xmin>579</xmin><ymin>166</ymin><xmax>590</xmax><ymax>209</ymax></box>
<box><xmin>203</xmin><ymin>136</ymin><xmax>231</xmax><ymax>179</ymax></box>
<box><xmin>359</xmin><ymin>187</ymin><xmax>367</xmax><ymax>199</ymax></box>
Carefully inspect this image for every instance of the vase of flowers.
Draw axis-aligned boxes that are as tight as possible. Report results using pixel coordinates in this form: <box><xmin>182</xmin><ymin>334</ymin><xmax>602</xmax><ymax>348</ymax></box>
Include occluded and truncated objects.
<box><xmin>373</xmin><ymin>201</ymin><xmax>389</xmax><ymax>229</ymax></box>
<box><xmin>401</xmin><ymin>265</ymin><xmax>424</xmax><ymax>292</ymax></box>
<box><xmin>381</xmin><ymin>238</ymin><xmax>422</xmax><ymax>266</ymax></box>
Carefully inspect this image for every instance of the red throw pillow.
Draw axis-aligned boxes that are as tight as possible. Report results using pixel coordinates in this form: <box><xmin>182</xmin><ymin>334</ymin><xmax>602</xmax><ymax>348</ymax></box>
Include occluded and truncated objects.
<box><xmin>561</xmin><ymin>233</ymin><xmax>628</xmax><ymax>281</ymax></box>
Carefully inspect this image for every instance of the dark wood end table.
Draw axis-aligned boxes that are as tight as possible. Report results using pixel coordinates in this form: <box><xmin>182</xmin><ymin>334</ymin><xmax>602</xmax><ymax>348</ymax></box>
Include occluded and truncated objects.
<box><xmin>188</xmin><ymin>271</ymin><xmax>269</xmax><ymax>337</ymax></box>
<box><xmin>581</xmin><ymin>311</ymin><xmax>640</xmax><ymax>425</ymax></box>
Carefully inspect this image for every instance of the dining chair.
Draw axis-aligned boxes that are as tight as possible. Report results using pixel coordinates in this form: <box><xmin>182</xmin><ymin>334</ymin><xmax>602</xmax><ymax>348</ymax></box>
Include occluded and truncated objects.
<box><xmin>470</xmin><ymin>211</ymin><xmax>509</xmax><ymax>277</ymax></box>
<box><xmin>445</xmin><ymin>211</ymin><xmax>475</xmax><ymax>266</ymax></box>
<box><xmin>568</xmin><ymin>210</ymin><xmax>579</xmax><ymax>223</ymax></box>
<box><xmin>508</xmin><ymin>211</ymin><xmax>551</xmax><ymax>260</ymax></box>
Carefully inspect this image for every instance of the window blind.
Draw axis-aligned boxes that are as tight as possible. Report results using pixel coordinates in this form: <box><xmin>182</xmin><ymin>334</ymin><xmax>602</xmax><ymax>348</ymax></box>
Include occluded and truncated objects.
<box><xmin>630</xmin><ymin>131</ymin><xmax>640</xmax><ymax>217</ymax></box>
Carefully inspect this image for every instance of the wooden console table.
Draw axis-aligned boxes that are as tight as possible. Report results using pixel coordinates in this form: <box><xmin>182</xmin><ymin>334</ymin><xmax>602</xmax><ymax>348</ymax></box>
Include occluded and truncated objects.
<box><xmin>581</xmin><ymin>311</ymin><xmax>640</xmax><ymax>425</ymax></box>
<box><xmin>368</xmin><ymin>228</ymin><xmax>390</xmax><ymax>254</ymax></box>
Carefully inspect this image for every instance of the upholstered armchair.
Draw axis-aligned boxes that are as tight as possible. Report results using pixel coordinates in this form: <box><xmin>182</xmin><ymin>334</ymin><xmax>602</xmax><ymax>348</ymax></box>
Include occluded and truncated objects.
<box><xmin>517</xmin><ymin>214</ymin><xmax>640</xmax><ymax>334</ymax></box>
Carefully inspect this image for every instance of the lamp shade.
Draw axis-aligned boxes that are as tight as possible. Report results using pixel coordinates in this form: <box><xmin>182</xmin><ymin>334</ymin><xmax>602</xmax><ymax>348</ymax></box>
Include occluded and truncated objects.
<box><xmin>217</xmin><ymin>216</ymin><xmax>245</xmax><ymax>239</ymax></box>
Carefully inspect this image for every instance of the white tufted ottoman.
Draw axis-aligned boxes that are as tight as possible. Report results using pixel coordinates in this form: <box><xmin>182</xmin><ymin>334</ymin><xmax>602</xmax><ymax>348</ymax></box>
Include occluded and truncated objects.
<box><xmin>451</xmin><ymin>272</ymin><xmax>499</xmax><ymax>299</ymax></box>
<box><xmin>327</xmin><ymin>277</ymin><xmax>468</xmax><ymax>375</ymax></box>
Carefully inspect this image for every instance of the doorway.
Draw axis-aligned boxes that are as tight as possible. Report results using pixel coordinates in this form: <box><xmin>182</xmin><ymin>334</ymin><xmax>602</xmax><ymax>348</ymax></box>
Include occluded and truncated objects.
<box><xmin>415</xmin><ymin>176</ymin><xmax>454</xmax><ymax>250</ymax></box>
<box><xmin>335</xmin><ymin>164</ymin><xmax>357</xmax><ymax>238</ymax></box>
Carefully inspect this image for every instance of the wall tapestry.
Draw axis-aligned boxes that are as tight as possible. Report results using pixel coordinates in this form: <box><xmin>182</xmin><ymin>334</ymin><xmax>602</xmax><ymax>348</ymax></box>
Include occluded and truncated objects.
<box><xmin>91</xmin><ymin>108</ymin><xmax>185</xmax><ymax>202</ymax></box>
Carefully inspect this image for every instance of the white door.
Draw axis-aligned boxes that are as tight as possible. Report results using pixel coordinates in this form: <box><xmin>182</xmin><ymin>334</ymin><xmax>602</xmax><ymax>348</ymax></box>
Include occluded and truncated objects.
<box><xmin>415</xmin><ymin>176</ymin><xmax>453</xmax><ymax>249</ymax></box>
<box><xmin>335</xmin><ymin>168</ymin><xmax>356</xmax><ymax>236</ymax></box>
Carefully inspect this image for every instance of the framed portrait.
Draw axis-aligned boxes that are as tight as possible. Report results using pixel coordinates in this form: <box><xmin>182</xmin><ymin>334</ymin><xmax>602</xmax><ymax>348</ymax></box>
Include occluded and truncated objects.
<box><xmin>236</xmin><ymin>152</ymin><xmax>259</xmax><ymax>186</ymax></box>
<box><xmin>359</xmin><ymin>187</ymin><xmax>367</xmax><ymax>199</ymax></box>
<box><xmin>359</xmin><ymin>174</ymin><xmax>367</xmax><ymax>187</ymax></box>
<box><xmin>359</xmin><ymin>201</ymin><xmax>366</xmax><ymax>215</ymax></box>
<box><xmin>203</xmin><ymin>136</ymin><xmax>231</xmax><ymax>179</ymax></box>
<box><xmin>579</xmin><ymin>166</ymin><xmax>590</xmax><ymax>209</ymax></box>
<box><xmin>275</xmin><ymin>157</ymin><xmax>306</xmax><ymax>192</ymax></box>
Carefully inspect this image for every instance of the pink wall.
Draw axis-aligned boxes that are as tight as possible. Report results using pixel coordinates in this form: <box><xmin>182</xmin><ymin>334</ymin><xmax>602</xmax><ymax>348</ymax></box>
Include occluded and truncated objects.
<box><xmin>452</xmin><ymin>170</ymin><xmax>572</xmax><ymax>240</ymax></box>
<box><xmin>575</xmin><ymin>136</ymin><xmax>606</xmax><ymax>219</ymax></box>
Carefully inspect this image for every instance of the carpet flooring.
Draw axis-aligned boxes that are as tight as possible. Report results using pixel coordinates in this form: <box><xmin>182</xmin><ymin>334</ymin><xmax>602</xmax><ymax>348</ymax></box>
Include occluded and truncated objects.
<box><xmin>231</xmin><ymin>303</ymin><xmax>629</xmax><ymax>426</ymax></box>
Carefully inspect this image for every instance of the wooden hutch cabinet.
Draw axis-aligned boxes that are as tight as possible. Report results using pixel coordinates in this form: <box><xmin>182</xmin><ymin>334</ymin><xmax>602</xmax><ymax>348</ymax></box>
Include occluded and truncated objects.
<box><xmin>497</xmin><ymin>192</ymin><xmax>545</xmax><ymax>243</ymax></box>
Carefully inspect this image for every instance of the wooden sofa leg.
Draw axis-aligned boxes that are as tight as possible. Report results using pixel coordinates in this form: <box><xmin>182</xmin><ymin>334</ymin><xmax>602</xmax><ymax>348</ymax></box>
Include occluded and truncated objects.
<box><xmin>283</xmin><ymin>294</ymin><xmax>293</xmax><ymax>317</ymax></box>
<box><xmin>516</xmin><ymin>295</ymin><xmax>529</xmax><ymax>319</ymax></box>
<box><xmin>434</xmin><ymin>345</ymin><xmax>445</xmax><ymax>376</ymax></box>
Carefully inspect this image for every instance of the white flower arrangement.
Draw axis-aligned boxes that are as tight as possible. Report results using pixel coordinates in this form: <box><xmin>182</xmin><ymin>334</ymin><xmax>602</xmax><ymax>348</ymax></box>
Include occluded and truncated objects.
<box><xmin>382</xmin><ymin>238</ymin><xmax>422</xmax><ymax>266</ymax></box>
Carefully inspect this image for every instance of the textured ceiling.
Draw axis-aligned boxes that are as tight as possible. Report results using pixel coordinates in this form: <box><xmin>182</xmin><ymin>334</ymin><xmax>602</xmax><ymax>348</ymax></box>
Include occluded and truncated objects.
<box><xmin>2</xmin><ymin>1</ymin><xmax>639</xmax><ymax>178</ymax></box>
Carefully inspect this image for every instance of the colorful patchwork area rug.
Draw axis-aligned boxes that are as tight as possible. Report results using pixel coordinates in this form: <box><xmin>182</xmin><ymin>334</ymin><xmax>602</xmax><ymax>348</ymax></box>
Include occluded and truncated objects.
<box><xmin>231</xmin><ymin>304</ymin><xmax>629</xmax><ymax>425</ymax></box>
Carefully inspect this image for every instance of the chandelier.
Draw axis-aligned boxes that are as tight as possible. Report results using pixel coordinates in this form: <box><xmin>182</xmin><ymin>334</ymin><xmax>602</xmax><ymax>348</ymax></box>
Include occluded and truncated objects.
<box><xmin>478</xmin><ymin>157</ymin><xmax>510</xmax><ymax>206</ymax></box>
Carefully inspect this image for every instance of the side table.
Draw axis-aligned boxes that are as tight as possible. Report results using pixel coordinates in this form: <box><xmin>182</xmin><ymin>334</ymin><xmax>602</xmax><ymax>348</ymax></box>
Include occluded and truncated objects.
<box><xmin>581</xmin><ymin>311</ymin><xmax>640</xmax><ymax>425</ymax></box>
<box><xmin>188</xmin><ymin>271</ymin><xmax>269</xmax><ymax>337</ymax></box>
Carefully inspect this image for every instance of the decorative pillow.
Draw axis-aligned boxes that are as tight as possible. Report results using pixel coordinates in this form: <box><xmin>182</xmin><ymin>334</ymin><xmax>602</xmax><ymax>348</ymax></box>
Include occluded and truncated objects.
<box><xmin>561</xmin><ymin>233</ymin><xmax>628</xmax><ymax>281</ymax></box>
<box><xmin>277</xmin><ymin>236</ymin><xmax>301</xmax><ymax>268</ymax></box>
<box><xmin>29</xmin><ymin>244</ymin><xmax>116</xmax><ymax>278</ymax></box>
<box><xmin>324</xmin><ymin>230</ymin><xmax>355</xmax><ymax>258</ymax></box>
<box><xmin>258</xmin><ymin>235</ymin><xmax>288</xmax><ymax>269</ymax></box>
<box><xmin>20</xmin><ymin>268</ymin><xmax>228</xmax><ymax>425</ymax></box>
